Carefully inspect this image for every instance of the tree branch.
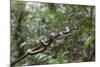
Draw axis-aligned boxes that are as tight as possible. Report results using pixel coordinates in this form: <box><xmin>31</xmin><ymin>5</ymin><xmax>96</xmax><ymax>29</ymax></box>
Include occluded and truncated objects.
<box><xmin>11</xmin><ymin>27</ymin><xmax>75</xmax><ymax>66</ymax></box>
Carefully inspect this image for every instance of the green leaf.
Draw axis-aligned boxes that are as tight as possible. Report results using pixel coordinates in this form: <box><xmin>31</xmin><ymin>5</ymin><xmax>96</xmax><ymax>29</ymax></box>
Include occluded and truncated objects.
<box><xmin>57</xmin><ymin>55</ymin><xmax>64</xmax><ymax>64</ymax></box>
<box><xmin>83</xmin><ymin>35</ymin><xmax>94</xmax><ymax>49</ymax></box>
<box><xmin>84</xmin><ymin>20</ymin><xmax>93</xmax><ymax>29</ymax></box>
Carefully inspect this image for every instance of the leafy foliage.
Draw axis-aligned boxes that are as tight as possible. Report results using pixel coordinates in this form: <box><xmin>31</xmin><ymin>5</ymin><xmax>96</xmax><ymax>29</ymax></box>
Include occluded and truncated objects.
<box><xmin>11</xmin><ymin>0</ymin><xmax>95</xmax><ymax>66</ymax></box>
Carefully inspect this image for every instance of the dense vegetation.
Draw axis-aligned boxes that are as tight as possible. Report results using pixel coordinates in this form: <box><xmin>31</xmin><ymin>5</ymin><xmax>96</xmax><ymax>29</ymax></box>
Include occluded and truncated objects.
<box><xmin>11</xmin><ymin>0</ymin><xmax>95</xmax><ymax>66</ymax></box>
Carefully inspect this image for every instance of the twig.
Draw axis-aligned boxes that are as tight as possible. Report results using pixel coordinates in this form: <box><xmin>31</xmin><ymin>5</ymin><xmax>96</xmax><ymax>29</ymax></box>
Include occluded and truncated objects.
<box><xmin>11</xmin><ymin>52</ymin><xmax>28</xmax><ymax>66</ymax></box>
